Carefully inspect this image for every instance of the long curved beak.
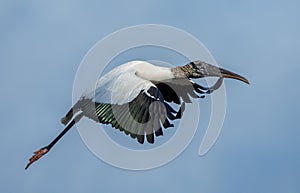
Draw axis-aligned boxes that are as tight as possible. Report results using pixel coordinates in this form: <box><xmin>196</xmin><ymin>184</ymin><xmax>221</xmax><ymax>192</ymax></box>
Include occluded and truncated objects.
<box><xmin>218</xmin><ymin>67</ymin><xmax>250</xmax><ymax>84</ymax></box>
<box><xmin>198</xmin><ymin>61</ymin><xmax>250</xmax><ymax>84</ymax></box>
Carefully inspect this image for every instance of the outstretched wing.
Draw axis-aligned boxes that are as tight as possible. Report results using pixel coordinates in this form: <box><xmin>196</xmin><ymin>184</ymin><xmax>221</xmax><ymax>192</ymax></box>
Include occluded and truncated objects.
<box><xmin>69</xmin><ymin>69</ymin><xmax>182</xmax><ymax>144</ymax></box>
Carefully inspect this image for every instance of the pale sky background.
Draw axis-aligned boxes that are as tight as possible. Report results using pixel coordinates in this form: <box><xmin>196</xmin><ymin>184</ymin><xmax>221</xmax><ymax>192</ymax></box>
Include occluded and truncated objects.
<box><xmin>1</xmin><ymin>1</ymin><xmax>299</xmax><ymax>193</ymax></box>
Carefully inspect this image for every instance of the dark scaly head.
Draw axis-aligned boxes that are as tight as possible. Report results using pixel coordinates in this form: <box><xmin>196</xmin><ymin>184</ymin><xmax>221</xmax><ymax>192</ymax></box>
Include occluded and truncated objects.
<box><xmin>176</xmin><ymin>60</ymin><xmax>250</xmax><ymax>84</ymax></box>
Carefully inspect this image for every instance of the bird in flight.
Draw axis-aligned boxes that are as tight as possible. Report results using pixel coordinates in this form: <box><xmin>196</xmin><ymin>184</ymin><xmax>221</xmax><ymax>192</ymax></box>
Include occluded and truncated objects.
<box><xmin>25</xmin><ymin>60</ymin><xmax>249</xmax><ymax>169</ymax></box>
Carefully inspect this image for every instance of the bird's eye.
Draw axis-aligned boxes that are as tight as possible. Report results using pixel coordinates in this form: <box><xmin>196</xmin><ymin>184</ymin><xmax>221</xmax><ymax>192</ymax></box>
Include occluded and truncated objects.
<box><xmin>196</xmin><ymin>66</ymin><xmax>203</xmax><ymax>74</ymax></box>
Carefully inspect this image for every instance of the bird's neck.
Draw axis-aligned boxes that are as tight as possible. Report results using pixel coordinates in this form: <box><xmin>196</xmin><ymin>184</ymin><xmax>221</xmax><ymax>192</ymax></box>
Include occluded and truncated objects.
<box><xmin>171</xmin><ymin>64</ymin><xmax>194</xmax><ymax>78</ymax></box>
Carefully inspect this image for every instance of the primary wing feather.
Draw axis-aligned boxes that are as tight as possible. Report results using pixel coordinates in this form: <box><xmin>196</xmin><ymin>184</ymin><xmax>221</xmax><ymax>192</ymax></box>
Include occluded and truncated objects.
<box><xmin>79</xmin><ymin>88</ymin><xmax>181</xmax><ymax>144</ymax></box>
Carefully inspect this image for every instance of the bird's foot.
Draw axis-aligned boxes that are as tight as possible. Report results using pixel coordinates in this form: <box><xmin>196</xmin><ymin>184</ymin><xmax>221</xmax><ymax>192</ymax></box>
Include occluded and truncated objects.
<box><xmin>25</xmin><ymin>147</ymin><xmax>49</xmax><ymax>170</ymax></box>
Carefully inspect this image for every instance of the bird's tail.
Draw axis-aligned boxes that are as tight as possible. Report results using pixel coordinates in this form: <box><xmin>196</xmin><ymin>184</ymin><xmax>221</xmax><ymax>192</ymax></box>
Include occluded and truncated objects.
<box><xmin>61</xmin><ymin>101</ymin><xmax>82</xmax><ymax>125</ymax></box>
<box><xmin>61</xmin><ymin>108</ymin><xmax>74</xmax><ymax>125</ymax></box>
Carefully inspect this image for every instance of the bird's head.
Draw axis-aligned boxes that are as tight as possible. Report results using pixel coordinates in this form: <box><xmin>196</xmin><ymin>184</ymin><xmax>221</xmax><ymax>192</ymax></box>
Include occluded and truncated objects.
<box><xmin>185</xmin><ymin>60</ymin><xmax>250</xmax><ymax>84</ymax></box>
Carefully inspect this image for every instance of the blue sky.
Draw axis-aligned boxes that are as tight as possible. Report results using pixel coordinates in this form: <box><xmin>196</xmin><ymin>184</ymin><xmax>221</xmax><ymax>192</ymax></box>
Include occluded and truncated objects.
<box><xmin>1</xmin><ymin>1</ymin><xmax>299</xmax><ymax>193</ymax></box>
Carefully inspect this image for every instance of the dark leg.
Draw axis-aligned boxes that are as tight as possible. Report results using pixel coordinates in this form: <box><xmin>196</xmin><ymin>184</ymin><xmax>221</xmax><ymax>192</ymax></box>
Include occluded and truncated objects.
<box><xmin>25</xmin><ymin>113</ymin><xmax>84</xmax><ymax>170</ymax></box>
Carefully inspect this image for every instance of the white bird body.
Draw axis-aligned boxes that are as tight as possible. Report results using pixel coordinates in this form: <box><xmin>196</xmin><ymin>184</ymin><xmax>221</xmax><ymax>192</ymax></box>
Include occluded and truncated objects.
<box><xmin>25</xmin><ymin>59</ymin><xmax>249</xmax><ymax>169</ymax></box>
<box><xmin>84</xmin><ymin>61</ymin><xmax>175</xmax><ymax>104</ymax></box>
